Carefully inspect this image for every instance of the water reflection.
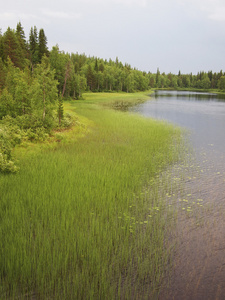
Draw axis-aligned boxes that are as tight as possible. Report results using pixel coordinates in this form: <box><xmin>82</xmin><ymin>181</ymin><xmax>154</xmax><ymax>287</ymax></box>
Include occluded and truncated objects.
<box><xmin>132</xmin><ymin>90</ymin><xmax>225</xmax><ymax>153</ymax></box>
<box><xmin>131</xmin><ymin>91</ymin><xmax>225</xmax><ymax>300</ymax></box>
<box><xmin>154</xmin><ymin>90</ymin><xmax>219</xmax><ymax>100</ymax></box>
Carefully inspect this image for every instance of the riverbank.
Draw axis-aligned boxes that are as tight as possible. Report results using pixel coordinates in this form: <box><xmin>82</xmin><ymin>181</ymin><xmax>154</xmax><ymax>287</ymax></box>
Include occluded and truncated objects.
<box><xmin>153</xmin><ymin>87</ymin><xmax>225</xmax><ymax>95</ymax></box>
<box><xmin>0</xmin><ymin>92</ymin><xmax>183</xmax><ymax>299</ymax></box>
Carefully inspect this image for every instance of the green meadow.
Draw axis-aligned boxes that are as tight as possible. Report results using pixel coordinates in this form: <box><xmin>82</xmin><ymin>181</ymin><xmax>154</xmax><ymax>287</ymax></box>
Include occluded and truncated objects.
<box><xmin>0</xmin><ymin>92</ymin><xmax>183</xmax><ymax>299</ymax></box>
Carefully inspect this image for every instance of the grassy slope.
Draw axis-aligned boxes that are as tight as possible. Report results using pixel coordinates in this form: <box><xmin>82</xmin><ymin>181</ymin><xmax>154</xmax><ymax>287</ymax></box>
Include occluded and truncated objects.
<box><xmin>0</xmin><ymin>92</ymin><xmax>182</xmax><ymax>299</ymax></box>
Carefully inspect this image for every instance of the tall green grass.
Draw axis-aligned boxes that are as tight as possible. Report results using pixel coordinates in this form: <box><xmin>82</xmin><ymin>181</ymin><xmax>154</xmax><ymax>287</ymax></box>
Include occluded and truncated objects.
<box><xmin>0</xmin><ymin>93</ymin><xmax>182</xmax><ymax>299</ymax></box>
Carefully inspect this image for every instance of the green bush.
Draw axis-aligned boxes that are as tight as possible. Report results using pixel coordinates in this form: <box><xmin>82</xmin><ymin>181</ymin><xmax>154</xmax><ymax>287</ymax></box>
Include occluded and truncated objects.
<box><xmin>60</xmin><ymin>112</ymin><xmax>74</xmax><ymax>128</ymax></box>
<box><xmin>0</xmin><ymin>126</ymin><xmax>19</xmax><ymax>173</ymax></box>
<box><xmin>0</xmin><ymin>152</ymin><xmax>18</xmax><ymax>173</ymax></box>
<box><xmin>25</xmin><ymin>127</ymin><xmax>49</xmax><ymax>142</ymax></box>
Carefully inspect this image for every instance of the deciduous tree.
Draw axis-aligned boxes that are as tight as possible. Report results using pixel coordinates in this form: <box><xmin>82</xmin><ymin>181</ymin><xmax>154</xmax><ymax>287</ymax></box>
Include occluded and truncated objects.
<box><xmin>33</xmin><ymin>55</ymin><xmax>58</xmax><ymax>124</ymax></box>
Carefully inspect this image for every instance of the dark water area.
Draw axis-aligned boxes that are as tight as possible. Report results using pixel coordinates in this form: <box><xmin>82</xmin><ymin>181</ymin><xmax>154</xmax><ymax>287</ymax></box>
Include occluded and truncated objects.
<box><xmin>131</xmin><ymin>91</ymin><xmax>225</xmax><ymax>300</ymax></box>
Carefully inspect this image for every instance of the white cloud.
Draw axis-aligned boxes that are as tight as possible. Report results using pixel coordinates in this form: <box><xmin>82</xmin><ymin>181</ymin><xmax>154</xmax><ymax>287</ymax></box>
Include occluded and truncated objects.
<box><xmin>42</xmin><ymin>10</ymin><xmax>82</xmax><ymax>20</ymax></box>
<box><xmin>209</xmin><ymin>7</ymin><xmax>225</xmax><ymax>22</ymax></box>
<box><xmin>0</xmin><ymin>11</ymin><xmax>42</xmax><ymax>23</ymax></box>
<box><xmin>177</xmin><ymin>0</ymin><xmax>225</xmax><ymax>22</ymax></box>
<box><xmin>80</xmin><ymin>0</ymin><xmax>148</xmax><ymax>7</ymax></box>
<box><xmin>114</xmin><ymin>0</ymin><xmax>148</xmax><ymax>6</ymax></box>
<box><xmin>0</xmin><ymin>12</ymin><xmax>17</xmax><ymax>21</ymax></box>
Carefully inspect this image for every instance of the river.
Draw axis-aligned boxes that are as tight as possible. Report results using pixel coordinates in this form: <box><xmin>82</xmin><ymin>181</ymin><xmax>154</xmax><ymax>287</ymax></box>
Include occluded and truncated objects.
<box><xmin>132</xmin><ymin>90</ymin><xmax>225</xmax><ymax>300</ymax></box>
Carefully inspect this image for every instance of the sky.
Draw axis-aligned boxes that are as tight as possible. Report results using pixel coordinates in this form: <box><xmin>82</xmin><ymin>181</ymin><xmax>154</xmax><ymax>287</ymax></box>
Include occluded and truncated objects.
<box><xmin>1</xmin><ymin>0</ymin><xmax>225</xmax><ymax>74</ymax></box>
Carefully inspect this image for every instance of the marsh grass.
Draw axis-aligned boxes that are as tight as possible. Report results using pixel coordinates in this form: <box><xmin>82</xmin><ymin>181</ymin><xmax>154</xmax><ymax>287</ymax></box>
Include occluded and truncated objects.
<box><xmin>0</xmin><ymin>92</ymin><xmax>183</xmax><ymax>299</ymax></box>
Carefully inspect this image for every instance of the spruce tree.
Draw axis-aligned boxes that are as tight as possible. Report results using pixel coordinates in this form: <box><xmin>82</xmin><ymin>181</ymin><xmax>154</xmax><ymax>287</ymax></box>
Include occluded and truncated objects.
<box><xmin>38</xmin><ymin>29</ymin><xmax>48</xmax><ymax>62</ymax></box>
<box><xmin>16</xmin><ymin>22</ymin><xmax>28</xmax><ymax>59</ymax></box>
<box><xmin>87</xmin><ymin>64</ymin><xmax>95</xmax><ymax>91</ymax></box>
<box><xmin>94</xmin><ymin>58</ymin><xmax>99</xmax><ymax>72</ymax></box>
<box><xmin>0</xmin><ymin>29</ymin><xmax>3</xmax><ymax>60</ymax></box>
<box><xmin>29</xmin><ymin>26</ymin><xmax>39</xmax><ymax>68</ymax></box>
<box><xmin>2</xmin><ymin>27</ymin><xmax>25</xmax><ymax>68</ymax></box>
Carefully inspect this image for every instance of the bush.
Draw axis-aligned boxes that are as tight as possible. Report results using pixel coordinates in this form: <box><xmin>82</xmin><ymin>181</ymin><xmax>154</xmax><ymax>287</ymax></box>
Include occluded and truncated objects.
<box><xmin>0</xmin><ymin>110</ymin><xmax>73</xmax><ymax>173</ymax></box>
<box><xmin>0</xmin><ymin>152</ymin><xmax>18</xmax><ymax>173</ymax></box>
<box><xmin>0</xmin><ymin>126</ymin><xmax>19</xmax><ymax>173</ymax></box>
<box><xmin>25</xmin><ymin>127</ymin><xmax>49</xmax><ymax>142</ymax></box>
<box><xmin>60</xmin><ymin>112</ymin><xmax>74</xmax><ymax>128</ymax></box>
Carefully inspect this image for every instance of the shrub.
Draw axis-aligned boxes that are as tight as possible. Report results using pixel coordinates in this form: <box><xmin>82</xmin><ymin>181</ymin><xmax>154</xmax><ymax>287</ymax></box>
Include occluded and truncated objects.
<box><xmin>0</xmin><ymin>126</ymin><xmax>19</xmax><ymax>173</ymax></box>
<box><xmin>0</xmin><ymin>152</ymin><xmax>18</xmax><ymax>173</ymax></box>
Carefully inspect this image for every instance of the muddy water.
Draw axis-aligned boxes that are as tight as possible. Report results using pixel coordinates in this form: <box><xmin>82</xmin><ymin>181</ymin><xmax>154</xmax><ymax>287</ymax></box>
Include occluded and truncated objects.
<box><xmin>132</xmin><ymin>91</ymin><xmax>225</xmax><ymax>300</ymax></box>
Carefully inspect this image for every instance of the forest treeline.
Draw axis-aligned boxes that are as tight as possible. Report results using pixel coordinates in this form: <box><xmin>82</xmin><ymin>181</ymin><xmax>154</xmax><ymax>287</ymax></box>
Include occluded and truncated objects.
<box><xmin>1</xmin><ymin>23</ymin><xmax>225</xmax><ymax>98</ymax></box>
<box><xmin>0</xmin><ymin>22</ymin><xmax>225</xmax><ymax>172</ymax></box>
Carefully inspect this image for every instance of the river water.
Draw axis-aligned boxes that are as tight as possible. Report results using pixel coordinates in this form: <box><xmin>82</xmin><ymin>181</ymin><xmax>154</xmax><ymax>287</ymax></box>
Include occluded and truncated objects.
<box><xmin>132</xmin><ymin>90</ymin><xmax>225</xmax><ymax>300</ymax></box>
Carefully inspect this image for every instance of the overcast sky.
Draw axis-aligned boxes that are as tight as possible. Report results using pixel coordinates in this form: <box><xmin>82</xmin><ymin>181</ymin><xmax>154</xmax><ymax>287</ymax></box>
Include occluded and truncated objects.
<box><xmin>1</xmin><ymin>0</ymin><xmax>225</xmax><ymax>74</ymax></box>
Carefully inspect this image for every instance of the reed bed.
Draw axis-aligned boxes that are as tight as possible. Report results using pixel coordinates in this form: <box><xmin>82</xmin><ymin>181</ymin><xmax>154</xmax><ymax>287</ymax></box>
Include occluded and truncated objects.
<box><xmin>0</xmin><ymin>93</ymin><xmax>182</xmax><ymax>299</ymax></box>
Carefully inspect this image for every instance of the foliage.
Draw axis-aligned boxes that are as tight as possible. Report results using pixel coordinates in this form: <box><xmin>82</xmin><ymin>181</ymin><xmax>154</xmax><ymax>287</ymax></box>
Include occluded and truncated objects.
<box><xmin>0</xmin><ymin>21</ymin><xmax>224</xmax><ymax>173</ymax></box>
<box><xmin>33</xmin><ymin>55</ymin><xmax>58</xmax><ymax>125</ymax></box>
<box><xmin>0</xmin><ymin>120</ymin><xmax>22</xmax><ymax>172</ymax></box>
<box><xmin>0</xmin><ymin>53</ymin><xmax>59</xmax><ymax>171</ymax></box>
<box><xmin>58</xmin><ymin>95</ymin><xmax>64</xmax><ymax>125</ymax></box>
<box><xmin>1</xmin><ymin>22</ymin><xmax>225</xmax><ymax>101</ymax></box>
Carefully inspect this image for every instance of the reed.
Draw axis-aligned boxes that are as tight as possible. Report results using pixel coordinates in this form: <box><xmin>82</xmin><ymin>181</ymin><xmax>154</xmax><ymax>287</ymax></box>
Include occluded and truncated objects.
<box><xmin>0</xmin><ymin>92</ymin><xmax>182</xmax><ymax>299</ymax></box>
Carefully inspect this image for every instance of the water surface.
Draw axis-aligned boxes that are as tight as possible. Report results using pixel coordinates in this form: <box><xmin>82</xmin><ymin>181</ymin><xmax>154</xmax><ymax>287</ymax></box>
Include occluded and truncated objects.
<box><xmin>132</xmin><ymin>90</ymin><xmax>225</xmax><ymax>300</ymax></box>
<box><xmin>134</xmin><ymin>90</ymin><xmax>225</xmax><ymax>152</ymax></box>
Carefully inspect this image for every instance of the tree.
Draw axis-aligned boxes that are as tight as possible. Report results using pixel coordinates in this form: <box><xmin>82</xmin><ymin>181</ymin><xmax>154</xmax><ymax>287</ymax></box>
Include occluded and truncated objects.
<box><xmin>125</xmin><ymin>72</ymin><xmax>135</xmax><ymax>93</ymax></box>
<box><xmin>86</xmin><ymin>64</ymin><xmax>95</xmax><ymax>91</ymax></box>
<box><xmin>14</xmin><ymin>68</ymin><xmax>32</xmax><ymax>115</ymax></box>
<box><xmin>0</xmin><ymin>88</ymin><xmax>15</xmax><ymax>119</ymax></box>
<box><xmin>1</xmin><ymin>58</ymin><xmax>32</xmax><ymax>118</ymax></box>
<box><xmin>200</xmin><ymin>73</ymin><xmax>211</xmax><ymax>89</ymax></box>
<box><xmin>58</xmin><ymin>94</ymin><xmax>64</xmax><ymax>125</ymax></box>
<box><xmin>29</xmin><ymin>26</ymin><xmax>39</xmax><ymax>68</ymax></box>
<box><xmin>0</xmin><ymin>58</ymin><xmax>6</xmax><ymax>91</ymax></box>
<box><xmin>38</xmin><ymin>28</ymin><xmax>48</xmax><ymax>62</ymax></box>
<box><xmin>103</xmin><ymin>66</ymin><xmax>115</xmax><ymax>91</ymax></box>
<box><xmin>182</xmin><ymin>75</ymin><xmax>191</xmax><ymax>88</ymax></box>
<box><xmin>218</xmin><ymin>76</ymin><xmax>225</xmax><ymax>91</ymax></box>
<box><xmin>2</xmin><ymin>27</ymin><xmax>25</xmax><ymax>68</ymax></box>
<box><xmin>62</xmin><ymin>59</ymin><xmax>73</xmax><ymax>97</ymax></box>
<box><xmin>171</xmin><ymin>76</ymin><xmax>178</xmax><ymax>89</ymax></box>
<box><xmin>0</xmin><ymin>30</ymin><xmax>3</xmax><ymax>60</ymax></box>
<box><xmin>49</xmin><ymin>45</ymin><xmax>65</xmax><ymax>92</ymax></box>
<box><xmin>33</xmin><ymin>55</ymin><xmax>58</xmax><ymax>124</ymax></box>
<box><xmin>4</xmin><ymin>57</ymin><xmax>20</xmax><ymax>101</ymax></box>
<box><xmin>16</xmin><ymin>22</ymin><xmax>28</xmax><ymax>59</ymax></box>
<box><xmin>156</xmin><ymin>68</ymin><xmax>160</xmax><ymax>85</ymax></box>
<box><xmin>70</xmin><ymin>73</ymin><xmax>86</xmax><ymax>99</ymax></box>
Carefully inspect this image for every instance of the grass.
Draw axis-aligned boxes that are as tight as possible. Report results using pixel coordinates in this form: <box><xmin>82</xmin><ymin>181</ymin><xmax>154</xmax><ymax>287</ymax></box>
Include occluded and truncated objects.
<box><xmin>0</xmin><ymin>92</ymin><xmax>183</xmax><ymax>299</ymax></box>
